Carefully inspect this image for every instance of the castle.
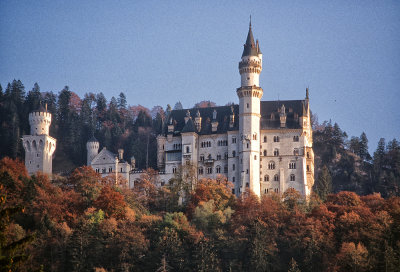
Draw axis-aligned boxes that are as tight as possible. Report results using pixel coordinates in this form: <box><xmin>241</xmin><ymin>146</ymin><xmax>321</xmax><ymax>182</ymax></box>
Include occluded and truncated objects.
<box><xmin>23</xmin><ymin>23</ymin><xmax>314</xmax><ymax>198</ymax></box>
<box><xmin>22</xmin><ymin>104</ymin><xmax>56</xmax><ymax>175</ymax></box>
<box><xmin>151</xmin><ymin>23</ymin><xmax>314</xmax><ymax>197</ymax></box>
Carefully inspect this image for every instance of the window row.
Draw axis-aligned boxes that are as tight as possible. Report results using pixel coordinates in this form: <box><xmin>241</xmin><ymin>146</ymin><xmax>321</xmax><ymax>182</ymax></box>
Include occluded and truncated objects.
<box><xmin>266</xmin><ymin>161</ymin><xmax>296</xmax><ymax>170</ymax></box>
<box><xmin>262</xmin><ymin>174</ymin><xmax>296</xmax><ymax>182</ymax></box>
<box><xmin>96</xmin><ymin>167</ymin><xmax>113</xmax><ymax>173</ymax></box>
<box><xmin>261</xmin><ymin>135</ymin><xmax>300</xmax><ymax>143</ymax></box>
<box><xmin>201</xmin><ymin>141</ymin><xmax>212</xmax><ymax>148</ymax></box>
<box><xmin>217</xmin><ymin>140</ymin><xmax>228</xmax><ymax>146</ymax></box>
<box><xmin>173</xmin><ymin>143</ymin><xmax>181</xmax><ymax>150</ymax></box>
<box><xmin>198</xmin><ymin>165</ymin><xmax>228</xmax><ymax>175</ymax></box>
<box><xmin>264</xmin><ymin>188</ymin><xmax>279</xmax><ymax>194</ymax></box>
<box><xmin>261</xmin><ymin>148</ymin><xmax>301</xmax><ymax>156</ymax></box>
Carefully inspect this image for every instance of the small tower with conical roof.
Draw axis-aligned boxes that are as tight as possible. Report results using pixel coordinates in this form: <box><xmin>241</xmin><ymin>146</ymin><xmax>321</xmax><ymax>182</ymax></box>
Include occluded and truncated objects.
<box><xmin>86</xmin><ymin>136</ymin><xmax>99</xmax><ymax>166</ymax></box>
<box><xmin>237</xmin><ymin>19</ymin><xmax>263</xmax><ymax>197</ymax></box>
<box><xmin>22</xmin><ymin>104</ymin><xmax>57</xmax><ymax>175</ymax></box>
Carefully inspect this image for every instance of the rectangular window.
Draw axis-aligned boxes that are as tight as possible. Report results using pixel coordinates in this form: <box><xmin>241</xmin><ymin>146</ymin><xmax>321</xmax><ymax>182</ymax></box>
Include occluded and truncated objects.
<box><xmin>232</xmin><ymin>137</ymin><xmax>237</xmax><ymax>144</ymax></box>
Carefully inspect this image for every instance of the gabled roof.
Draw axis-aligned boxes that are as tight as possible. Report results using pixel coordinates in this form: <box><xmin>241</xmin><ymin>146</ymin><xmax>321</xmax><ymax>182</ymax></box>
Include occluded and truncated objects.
<box><xmin>260</xmin><ymin>100</ymin><xmax>304</xmax><ymax>129</ymax></box>
<box><xmin>91</xmin><ymin>148</ymin><xmax>117</xmax><ymax>165</ymax></box>
<box><xmin>182</xmin><ymin>117</ymin><xmax>196</xmax><ymax>133</ymax></box>
<box><xmin>165</xmin><ymin>105</ymin><xmax>239</xmax><ymax>135</ymax></box>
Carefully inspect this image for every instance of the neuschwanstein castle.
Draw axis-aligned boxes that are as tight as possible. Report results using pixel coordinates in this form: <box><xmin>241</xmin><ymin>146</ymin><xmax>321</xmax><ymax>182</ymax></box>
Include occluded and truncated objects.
<box><xmin>22</xmin><ymin>23</ymin><xmax>314</xmax><ymax>198</ymax></box>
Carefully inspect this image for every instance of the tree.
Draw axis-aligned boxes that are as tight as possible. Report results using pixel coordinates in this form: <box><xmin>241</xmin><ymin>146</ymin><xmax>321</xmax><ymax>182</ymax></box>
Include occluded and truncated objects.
<box><xmin>334</xmin><ymin>242</ymin><xmax>369</xmax><ymax>272</ymax></box>
<box><xmin>117</xmin><ymin>92</ymin><xmax>127</xmax><ymax>109</ymax></box>
<box><xmin>173</xmin><ymin>101</ymin><xmax>183</xmax><ymax>110</ymax></box>
<box><xmin>0</xmin><ymin>185</ymin><xmax>33</xmax><ymax>271</ymax></box>
<box><xmin>359</xmin><ymin>132</ymin><xmax>371</xmax><ymax>161</ymax></box>
<box><xmin>288</xmin><ymin>258</ymin><xmax>301</xmax><ymax>272</ymax></box>
<box><xmin>314</xmin><ymin>166</ymin><xmax>332</xmax><ymax>201</ymax></box>
<box><xmin>94</xmin><ymin>186</ymin><xmax>126</xmax><ymax>219</ymax></box>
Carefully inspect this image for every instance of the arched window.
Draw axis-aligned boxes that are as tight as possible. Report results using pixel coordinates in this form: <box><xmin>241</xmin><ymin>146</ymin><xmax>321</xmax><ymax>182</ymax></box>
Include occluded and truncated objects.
<box><xmin>198</xmin><ymin>167</ymin><xmax>204</xmax><ymax>175</ymax></box>
<box><xmin>254</xmin><ymin>155</ymin><xmax>257</xmax><ymax>160</ymax></box>
<box><xmin>274</xmin><ymin>174</ymin><xmax>279</xmax><ymax>181</ymax></box>
<box><xmin>232</xmin><ymin>151</ymin><xmax>236</xmax><ymax>157</ymax></box>
<box><xmin>274</xmin><ymin>136</ymin><xmax>280</xmax><ymax>142</ymax></box>
<box><xmin>290</xmin><ymin>174</ymin><xmax>295</xmax><ymax>181</ymax></box>
<box><xmin>293</xmin><ymin>148</ymin><xmax>299</xmax><ymax>155</ymax></box>
<box><xmin>263</xmin><ymin>150</ymin><xmax>267</xmax><ymax>156</ymax></box>
<box><xmin>186</xmin><ymin>146</ymin><xmax>190</xmax><ymax>153</ymax></box>
<box><xmin>289</xmin><ymin>162</ymin><xmax>296</xmax><ymax>169</ymax></box>
<box><xmin>268</xmin><ymin>161</ymin><xmax>275</xmax><ymax>170</ymax></box>
<box><xmin>216</xmin><ymin>165</ymin><xmax>221</xmax><ymax>173</ymax></box>
<box><xmin>263</xmin><ymin>136</ymin><xmax>267</xmax><ymax>143</ymax></box>
<box><xmin>293</xmin><ymin>135</ymin><xmax>299</xmax><ymax>142</ymax></box>
<box><xmin>264</xmin><ymin>175</ymin><xmax>269</xmax><ymax>182</ymax></box>
<box><xmin>274</xmin><ymin>149</ymin><xmax>279</xmax><ymax>156</ymax></box>
<box><xmin>232</xmin><ymin>164</ymin><xmax>235</xmax><ymax>171</ymax></box>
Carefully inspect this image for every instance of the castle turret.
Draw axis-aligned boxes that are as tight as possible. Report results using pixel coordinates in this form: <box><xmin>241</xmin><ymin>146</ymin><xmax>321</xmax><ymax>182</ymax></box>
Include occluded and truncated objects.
<box><xmin>22</xmin><ymin>105</ymin><xmax>56</xmax><ymax>175</ymax></box>
<box><xmin>86</xmin><ymin>136</ymin><xmax>99</xmax><ymax>166</ymax></box>
<box><xmin>237</xmin><ymin>20</ymin><xmax>263</xmax><ymax>197</ymax></box>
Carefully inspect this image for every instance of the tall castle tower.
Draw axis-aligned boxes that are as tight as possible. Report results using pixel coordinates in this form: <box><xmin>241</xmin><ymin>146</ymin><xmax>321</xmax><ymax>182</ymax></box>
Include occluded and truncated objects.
<box><xmin>86</xmin><ymin>136</ymin><xmax>99</xmax><ymax>166</ymax></box>
<box><xmin>237</xmin><ymin>21</ymin><xmax>263</xmax><ymax>197</ymax></box>
<box><xmin>22</xmin><ymin>105</ymin><xmax>56</xmax><ymax>175</ymax></box>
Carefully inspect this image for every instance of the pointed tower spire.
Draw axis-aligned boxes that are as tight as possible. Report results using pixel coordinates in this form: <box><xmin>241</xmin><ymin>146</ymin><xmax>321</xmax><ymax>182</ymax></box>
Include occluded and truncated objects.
<box><xmin>242</xmin><ymin>17</ymin><xmax>257</xmax><ymax>57</ymax></box>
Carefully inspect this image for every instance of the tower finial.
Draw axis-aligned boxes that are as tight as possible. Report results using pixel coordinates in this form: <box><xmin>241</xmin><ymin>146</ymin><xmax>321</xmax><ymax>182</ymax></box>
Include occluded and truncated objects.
<box><xmin>249</xmin><ymin>15</ymin><xmax>252</xmax><ymax>28</ymax></box>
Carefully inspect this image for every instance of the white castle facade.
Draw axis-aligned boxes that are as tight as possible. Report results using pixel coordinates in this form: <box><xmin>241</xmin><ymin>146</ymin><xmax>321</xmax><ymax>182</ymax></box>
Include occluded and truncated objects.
<box><xmin>22</xmin><ymin>105</ymin><xmax>56</xmax><ymax>175</ymax></box>
<box><xmin>22</xmin><ymin>23</ymin><xmax>314</xmax><ymax>198</ymax></box>
<box><xmin>151</xmin><ymin>23</ymin><xmax>315</xmax><ymax>198</ymax></box>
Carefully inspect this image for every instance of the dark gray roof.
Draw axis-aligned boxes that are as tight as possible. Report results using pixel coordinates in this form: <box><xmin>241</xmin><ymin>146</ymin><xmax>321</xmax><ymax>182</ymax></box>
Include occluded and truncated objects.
<box><xmin>260</xmin><ymin>100</ymin><xmax>304</xmax><ymax>129</ymax></box>
<box><xmin>182</xmin><ymin>117</ymin><xmax>196</xmax><ymax>133</ymax></box>
<box><xmin>87</xmin><ymin>136</ymin><xmax>99</xmax><ymax>143</ymax></box>
<box><xmin>242</xmin><ymin>24</ymin><xmax>259</xmax><ymax>57</ymax></box>
<box><xmin>165</xmin><ymin>105</ymin><xmax>239</xmax><ymax>135</ymax></box>
<box><xmin>163</xmin><ymin>99</ymin><xmax>306</xmax><ymax>136</ymax></box>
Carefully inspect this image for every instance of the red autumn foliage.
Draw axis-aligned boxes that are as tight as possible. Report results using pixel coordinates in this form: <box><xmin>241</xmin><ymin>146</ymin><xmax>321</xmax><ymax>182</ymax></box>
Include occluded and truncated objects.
<box><xmin>94</xmin><ymin>185</ymin><xmax>127</xmax><ymax>219</ymax></box>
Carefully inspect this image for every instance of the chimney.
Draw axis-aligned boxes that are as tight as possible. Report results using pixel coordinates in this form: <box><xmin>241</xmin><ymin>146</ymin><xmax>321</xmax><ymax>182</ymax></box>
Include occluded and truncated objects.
<box><xmin>118</xmin><ymin>149</ymin><xmax>124</xmax><ymax>160</ymax></box>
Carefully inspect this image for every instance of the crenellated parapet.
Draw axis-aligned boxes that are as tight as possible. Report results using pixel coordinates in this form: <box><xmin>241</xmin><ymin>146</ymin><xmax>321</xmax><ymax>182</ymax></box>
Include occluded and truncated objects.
<box><xmin>29</xmin><ymin>111</ymin><xmax>52</xmax><ymax>135</ymax></box>
<box><xmin>236</xmin><ymin>86</ymin><xmax>263</xmax><ymax>99</ymax></box>
<box><xmin>239</xmin><ymin>59</ymin><xmax>262</xmax><ymax>74</ymax></box>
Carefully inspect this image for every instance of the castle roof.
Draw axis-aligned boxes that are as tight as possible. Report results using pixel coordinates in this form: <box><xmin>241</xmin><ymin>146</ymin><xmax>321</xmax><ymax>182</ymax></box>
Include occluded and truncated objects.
<box><xmin>181</xmin><ymin>117</ymin><xmax>196</xmax><ymax>133</ymax></box>
<box><xmin>87</xmin><ymin>135</ymin><xmax>99</xmax><ymax>143</ymax></box>
<box><xmin>260</xmin><ymin>100</ymin><xmax>304</xmax><ymax>129</ymax></box>
<box><xmin>164</xmin><ymin>99</ymin><xmax>306</xmax><ymax>136</ymax></box>
<box><xmin>242</xmin><ymin>22</ymin><xmax>260</xmax><ymax>57</ymax></box>
<box><xmin>165</xmin><ymin>105</ymin><xmax>239</xmax><ymax>135</ymax></box>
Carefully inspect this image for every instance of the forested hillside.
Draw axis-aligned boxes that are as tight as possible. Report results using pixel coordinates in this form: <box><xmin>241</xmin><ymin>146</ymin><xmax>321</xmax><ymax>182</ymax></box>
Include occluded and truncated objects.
<box><xmin>1</xmin><ymin>157</ymin><xmax>400</xmax><ymax>271</ymax></box>
<box><xmin>0</xmin><ymin>79</ymin><xmax>399</xmax><ymax>197</ymax></box>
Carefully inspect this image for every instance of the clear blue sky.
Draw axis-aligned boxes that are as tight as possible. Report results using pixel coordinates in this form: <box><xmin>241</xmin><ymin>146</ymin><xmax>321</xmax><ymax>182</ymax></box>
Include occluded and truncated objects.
<box><xmin>1</xmin><ymin>0</ymin><xmax>399</xmax><ymax>152</ymax></box>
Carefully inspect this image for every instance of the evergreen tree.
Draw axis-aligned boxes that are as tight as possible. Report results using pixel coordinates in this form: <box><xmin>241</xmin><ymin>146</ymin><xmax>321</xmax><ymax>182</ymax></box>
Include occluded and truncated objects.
<box><xmin>359</xmin><ymin>132</ymin><xmax>371</xmax><ymax>161</ymax></box>
<box><xmin>314</xmin><ymin>165</ymin><xmax>332</xmax><ymax>201</ymax></box>
<box><xmin>24</xmin><ymin>83</ymin><xmax>42</xmax><ymax>114</ymax></box>
<box><xmin>373</xmin><ymin>138</ymin><xmax>386</xmax><ymax>172</ymax></box>
<box><xmin>173</xmin><ymin>101</ymin><xmax>183</xmax><ymax>110</ymax></box>
<box><xmin>117</xmin><ymin>92</ymin><xmax>127</xmax><ymax>109</ymax></box>
<box><xmin>288</xmin><ymin>258</ymin><xmax>301</xmax><ymax>272</ymax></box>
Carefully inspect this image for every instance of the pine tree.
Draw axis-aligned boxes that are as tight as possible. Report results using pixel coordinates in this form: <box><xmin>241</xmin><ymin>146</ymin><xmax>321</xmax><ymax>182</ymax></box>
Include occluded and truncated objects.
<box><xmin>314</xmin><ymin>165</ymin><xmax>332</xmax><ymax>201</ymax></box>
<box><xmin>288</xmin><ymin>258</ymin><xmax>301</xmax><ymax>272</ymax></box>
<box><xmin>359</xmin><ymin>132</ymin><xmax>371</xmax><ymax>161</ymax></box>
<box><xmin>117</xmin><ymin>92</ymin><xmax>127</xmax><ymax>109</ymax></box>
